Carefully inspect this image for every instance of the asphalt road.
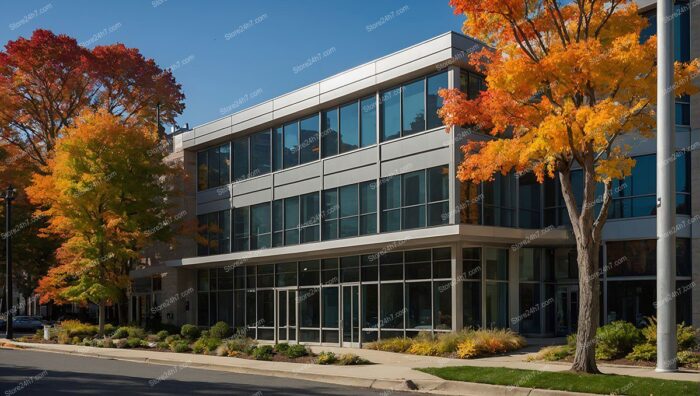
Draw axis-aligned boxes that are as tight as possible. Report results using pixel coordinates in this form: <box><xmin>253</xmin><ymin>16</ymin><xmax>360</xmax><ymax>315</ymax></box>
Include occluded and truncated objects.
<box><xmin>0</xmin><ymin>348</ymin><xmax>413</xmax><ymax>395</ymax></box>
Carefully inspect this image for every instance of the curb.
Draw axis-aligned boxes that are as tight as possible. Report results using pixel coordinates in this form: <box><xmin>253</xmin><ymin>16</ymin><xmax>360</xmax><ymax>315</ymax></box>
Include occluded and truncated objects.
<box><xmin>5</xmin><ymin>341</ymin><xmax>600</xmax><ymax>396</ymax></box>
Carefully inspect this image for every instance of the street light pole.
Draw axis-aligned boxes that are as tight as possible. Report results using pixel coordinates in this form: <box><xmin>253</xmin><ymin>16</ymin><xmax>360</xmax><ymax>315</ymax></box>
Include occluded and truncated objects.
<box><xmin>3</xmin><ymin>185</ymin><xmax>16</xmax><ymax>339</ymax></box>
<box><xmin>656</xmin><ymin>0</ymin><xmax>677</xmax><ymax>373</ymax></box>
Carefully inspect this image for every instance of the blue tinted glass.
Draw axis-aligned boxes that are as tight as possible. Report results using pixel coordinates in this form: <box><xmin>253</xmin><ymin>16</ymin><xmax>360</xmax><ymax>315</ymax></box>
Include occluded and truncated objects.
<box><xmin>323</xmin><ymin>189</ymin><xmax>338</xmax><ymax>219</ymax></box>
<box><xmin>676</xmin><ymin>151</ymin><xmax>689</xmax><ymax>192</ymax></box>
<box><xmin>219</xmin><ymin>143</ymin><xmax>230</xmax><ymax>186</ymax></box>
<box><xmin>674</xmin><ymin>3</ymin><xmax>690</xmax><ymax>62</ymax></box>
<box><xmin>208</xmin><ymin>145</ymin><xmax>220</xmax><ymax>189</ymax></box>
<box><xmin>380</xmin><ymin>88</ymin><xmax>401</xmax><ymax>141</ymax></box>
<box><xmin>233</xmin><ymin>138</ymin><xmax>248</xmax><ymax>181</ymax></box>
<box><xmin>402</xmin><ymin>170</ymin><xmax>426</xmax><ymax>206</ymax></box>
<box><xmin>251</xmin><ymin>203</ymin><xmax>271</xmax><ymax>235</ymax></box>
<box><xmin>301</xmin><ymin>192</ymin><xmax>319</xmax><ymax>224</ymax></box>
<box><xmin>322</xmin><ymin>109</ymin><xmax>338</xmax><ymax>157</ymax></box>
<box><xmin>300</xmin><ymin>115</ymin><xmax>319</xmax><ymax>164</ymax></box>
<box><xmin>285</xmin><ymin>196</ymin><xmax>299</xmax><ymax>229</ymax></box>
<box><xmin>273</xmin><ymin>126</ymin><xmax>283</xmax><ymax>171</ymax></box>
<box><xmin>360</xmin><ymin>96</ymin><xmax>376</xmax><ymax>147</ymax></box>
<box><xmin>428</xmin><ymin>166</ymin><xmax>448</xmax><ymax>202</ymax></box>
<box><xmin>283</xmin><ymin>122</ymin><xmax>299</xmax><ymax>168</ymax></box>
<box><xmin>402</xmin><ymin>80</ymin><xmax>425</xmax><ymax>135</ymax></box>
<box><xmin>360</xmin><ymin>181</ymin><xmax>376</xmax><ymax>213</ymax></box>
<box><xmin>632</xmin><ymin>155</ymin><xmax>655</xmax><ymax>195</ymax></box>
<box><xmin>381</xmin><ymin>176</ymin><xmax>401</xmax><ymax>210</ymax></box>
<box><xmin>339</xmin><ymin>184</ymin><xmax>358</xmax><ymax>217</ymax></box>
<box><xmin>251</xmin><ymin>130</ymin><xmax>271</xmax><ymax>176</ymax></box>
<box><xmin>339</xmin><ymin>102</ymin><xmax>359</xmax><ymax>153</ymax></box>
<box><xmin>427</xmin><ymin>72</ymin><xmax>448</xmax><ymax>129</ymax></box>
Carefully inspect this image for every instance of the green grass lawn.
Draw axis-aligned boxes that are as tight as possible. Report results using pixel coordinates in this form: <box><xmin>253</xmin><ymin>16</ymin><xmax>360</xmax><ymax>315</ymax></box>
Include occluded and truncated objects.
<box><xmin>417</xmin><ymin>366</ymin><xmax>699</xmax><ymax>396</ymax></box>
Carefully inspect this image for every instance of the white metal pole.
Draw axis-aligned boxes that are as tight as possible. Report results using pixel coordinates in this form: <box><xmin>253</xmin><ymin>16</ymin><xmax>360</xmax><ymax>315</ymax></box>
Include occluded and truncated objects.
<box><xmin>656</xmin><ymin>0</ymin><xmax>678</xmax><ymax>373</ymax></box>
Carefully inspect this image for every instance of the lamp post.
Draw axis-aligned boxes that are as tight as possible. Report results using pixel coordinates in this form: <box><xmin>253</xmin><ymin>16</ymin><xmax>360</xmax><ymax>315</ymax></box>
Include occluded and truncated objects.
<box><xmin>656</xmin><ymin>0</ymin><xmax>677</xmax><ymax>373</ymax></box>
<box><xmin>2</xmin><ymin>185</ymin><xmax>16</xmax><ymax>339</ymax></box>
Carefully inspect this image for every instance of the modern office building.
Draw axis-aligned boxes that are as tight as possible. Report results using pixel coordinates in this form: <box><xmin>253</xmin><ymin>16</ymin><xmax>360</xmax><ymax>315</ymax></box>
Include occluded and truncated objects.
<box><xmin>130</xmin><ymin>1</ymin><xmax>698</xmax><ymax>346</ymax></box>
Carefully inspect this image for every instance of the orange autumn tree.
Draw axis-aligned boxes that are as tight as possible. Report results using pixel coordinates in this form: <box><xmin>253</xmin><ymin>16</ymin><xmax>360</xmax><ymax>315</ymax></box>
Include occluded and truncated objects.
<box><xmin>441</xmin><ymin>0</ymin><xmax>699</xmax><ymax>373</ymax></box>
<box><xmin>29</xmin><ymin>110</ymin><xmax>177</xmax><ymax>335</ymax></box>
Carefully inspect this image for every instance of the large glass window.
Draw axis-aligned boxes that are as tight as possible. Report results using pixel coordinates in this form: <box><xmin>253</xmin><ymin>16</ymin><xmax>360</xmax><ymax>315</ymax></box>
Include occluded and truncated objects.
<box><xmin>402</xmin><ymin>79</ymin><xmax>425</xmax><ymax>135</ymax></box>
<box><xmin>606</xmin><ymin>238</ymin><xmax>691</xmax><ymax>277</ymax></box>
<box><xmin>284</xmin><ymin>196</ymin><xmax>300</xmax><ymax>245</ymax></box>
<box><xmin>484</xmin><ymin>248</ymin><xmax>509</xmax><ymax>328</ymax></box>
<box><xmin>283</xmin><ymin>122</ymin><xmax>299</xmax><ymax>168</ymax></box>
<box><xmin>483</xmin><ymin>173</ymin><xmax>516</xmax><ymax>227</ymax></box>
<box><xmin>232</xmin><ymin>138</ymin><xmax>249</xmax><ymax>181</ymax></box>
<box><xmin>323</xmin><ymin>181</ymin><xmax>376</xmax><ymax>240</ymax></box>
<box><xmin>360</xmin><ymin>96</ymin><xmax>376</xmax><ymax>147</ymax></box>
<box><xmin>322</xmin><ymin>287</ymin><xmax>339</xmax><ymax>327</ymax></box>
<box><xmin>406</xmin><ymin>282</ymin><xmax>431</xmax><ymax>329</ymax></box>
<box><xmin>300</xmin><ymin>192</ymin><xmax>320</xmax><ymax>243</ymax></box>
<box><xmin>380</xmin><ymin>165</ymin><xmax>449</xmax><ymax>232</ymax></box>
<box><xmin>339</xmin><ymin>101</ymin><xmax>359</xmax><ymax>153</ymax></box>
<box><xmin>197</xmin><ymin>143</ymin><xmax>230</xmax><ymax>191</ymax></box>
<box><xmin>250</xmin><ymin>203</ymin><xmax>271</xmax><ymax>250</ymax></box>
<box><xmin>250</xmin><ymin>130</ymin><xmax>271</xmax><ymax>177</ymax></box>
<box><xmin>519</xmin><ymin>173</ymin><xmax>541</xmax><ymax>228</ymax></box>
<box><xmin>380</xmin><ymin>283</ymin><xmax>404</xmax><ymax>329</ymax></box>
<box><xmin>427</xmin><ymin>72</ymin><xmax>448</xmax><ymax>129</ymax></box>
<box><xmin>463</xmin><ymin>247</ymin><xmax>482</xmax><ymax>328</ymax></box>
<box><xmin>272</xmin><ymin>126</ymin><xmax>283</xmax><ymax>171</ymax></box>
<box><xmin>380</xmin><ymin>88</ymin><xmax>401</xmax><ymax>142</ymax></box>
<box><xmin>299</xmin><ymin>115</ymin><xmax>319</xmax><ymax>164</ymax></box>
<box><xmin>610</xmin><ymin>153</ymin><xmax>691</xmax><ymax>218</ymax></box>
<box><xmin>196</xmin><ymin>210</ymin><xmax>230</xmax><ymax>256</ymax></box>
<box><xmin>233</xmin><ymin>207</ymin><xmax>249</xmax><ymax>252</ymax></box>
<box><xmin>322</xmin><ymin>109</ymin><xmax>338</xmax><ymax>158</ymax></box>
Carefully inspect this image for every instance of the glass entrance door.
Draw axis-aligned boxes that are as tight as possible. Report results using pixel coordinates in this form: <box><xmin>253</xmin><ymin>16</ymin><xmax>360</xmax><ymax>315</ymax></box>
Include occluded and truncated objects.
<box><xmin>341</xmin><ymin>285</ymin><xmax>359</xmax><ymax>346</ymax></box>
<box><xmin>277</xmin><ymin>290</ymin><xmax>296</xmax><ymax>342</ymax></box>
<box><xmin>555</xmin><ymin>285</ymin><xmax>578</xmax><ymax>336</ymax></box>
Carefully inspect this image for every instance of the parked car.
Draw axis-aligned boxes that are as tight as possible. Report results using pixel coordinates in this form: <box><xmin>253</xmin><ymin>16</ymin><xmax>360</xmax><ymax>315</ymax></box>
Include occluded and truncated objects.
<box><xmin>12</xmin><ymin>316</ymin><xmax>44</xmax><ymax>331</ymax></box>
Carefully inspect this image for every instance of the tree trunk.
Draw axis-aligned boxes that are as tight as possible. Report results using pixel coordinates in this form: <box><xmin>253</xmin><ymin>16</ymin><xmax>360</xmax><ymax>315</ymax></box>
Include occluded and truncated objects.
<box><xmin>558</xmin><ymin>160</ymin><xmax>611</xmax><ymax>374</ymax></box>
<box><xmin>570</xmin><ymin>239</ymin><xmax>601</xmax><ymax>373</ymax></box>
<box><xmin>98</xmin><ymin>302</ymin><xmax>105</xmax><ymax>336</ymax></box>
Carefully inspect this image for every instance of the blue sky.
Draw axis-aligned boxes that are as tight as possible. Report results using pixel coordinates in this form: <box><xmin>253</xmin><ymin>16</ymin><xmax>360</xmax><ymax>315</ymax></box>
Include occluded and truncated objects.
<box><xmin>0</xmin><ymin>0</ymin><xmax>464</xmax><ymax>128</ymax></box>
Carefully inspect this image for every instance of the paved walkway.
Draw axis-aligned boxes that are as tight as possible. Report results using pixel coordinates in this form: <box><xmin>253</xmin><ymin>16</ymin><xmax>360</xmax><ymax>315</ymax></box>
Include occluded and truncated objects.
<box><xmin>2</xmin><ymin>339</ymin><xmax>698</xmax><ymax>395</ymax></box>
<box><xmin>307</xmin><ymin>344</ymin><xmax>700</xmax><ymax>382</ymax></box>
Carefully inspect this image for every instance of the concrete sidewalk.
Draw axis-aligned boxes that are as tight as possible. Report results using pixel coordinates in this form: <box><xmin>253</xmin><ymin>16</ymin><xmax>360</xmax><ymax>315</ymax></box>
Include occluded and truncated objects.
<box><xmin>307</xmin><ymin>344</ymin><xmax>700</xmax><ymax>383</ymax></box>
<box><xmin>1</xmin><ymin>340</ymin><xmax>600</xmax><ymax>396</ymax></box>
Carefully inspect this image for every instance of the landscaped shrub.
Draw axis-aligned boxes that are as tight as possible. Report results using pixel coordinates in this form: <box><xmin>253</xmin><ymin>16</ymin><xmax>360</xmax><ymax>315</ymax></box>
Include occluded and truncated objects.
<box><xmin>192</xmin><ymin>336</ymin><xmax>222</xmax><ymax>354</ymax></box>
<box><xmin>165</xmin><ymin>334</ymin><xmax>181</xmax><ymax>344</ymax></box>
<box><xmin>251</xmin><ymin>345</ymin><xmax>274</xmax><ymax>360</ymax></box>
<box><xmin>366</xmin><ymin>337</ymin><xmax>413</xmax><ymax>353</ymax></box>
<box><xmin>626</xmin><ymin>343</ymin><xmax>657</xmax><ymax>361</ymax></box>
<box><xmin>317</xmin><ymin>351</ymin><xmax>337</xmax><ymax>365</ymax></box>
<box><xmin>170</xmin><ymin>340</ymin><xmax>190</xmax><ymax>353</ymax></box>
<box><xmin>156</xmin><ymin>330</ymin><xmax>169</xmax><ymax>341</ymax></box>
<box><xmin>407</xmin><ymin>341</ymin><xmax>441</xmax><ymax>356</ymax></box>
<box><xmin>284</xmin><ymin>344</ymin><xmax>309</xmax><ymax>359</ymax></box>
<box><xmin>225</xmin><ymin>337</ymin><xmax>257</xmax><ymax>354</ymax></box>
<box><xmin>156</xmin><ymin>341</ymin><xmax>169</xmax><ymax>350</ymax></box>
<box><xmin>595</xmin><ymin>321</ymin><xmax>642</xmax><ymax>360</ymax></box>
<box><xmin>112</xmin><ymin>327</ymin><xmax>129</xmax><ymax>339</ymax></box>
<box><xmin>529</xmin><ymin>345</ymin><xmax>572</xmax><ymax>362</ymax></box>
<box><xmin>677</xmin><ymin>323</ymin><xmax>698</xmax><ymax>351</ymax></box>
<box><xmin>274</xmin><ymin>343</ymin><xmax>290</xmax><ymax>354</ymax></box>
<box><xmin>337</xmin><ymin>353</ymin><xmax>369</xmax><ymax>365</ymax></box>
<box><xmin>71</xmin><ymin>336</ymin><xmax>82</xmax><ymax>345</ymax></box>
<box><xmin>209</xmin><ymin>321</ymin><xmax>231</xmax><ymax>339</ymax></box>
<box><xmin>59</xmin><ymin>320</ymin><xmax>98</xmax><ymax>338</ymax></box>
<box><xmin>126</xmin><ymin>337</ymin><xmax>142</xmax><ymax>348</ymax></box>
<box><xmin>180</xmin><ymin>324</ymin><xmax>200</xmax><ymax>340</ymax></box>
<box><xmin>677</xmin><ymin>351</ymin><xmax>700</xmax><ymax>365</ymax></box>
<box><xmin>456</xmin><ymin>339</ymin><xmax>479</xmax><ymax>359</ymax></box>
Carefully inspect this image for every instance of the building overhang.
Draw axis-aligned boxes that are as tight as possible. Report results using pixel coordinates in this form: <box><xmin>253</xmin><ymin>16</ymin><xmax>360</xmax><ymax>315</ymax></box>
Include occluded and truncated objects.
<box><xmin>162</xmin><ymin>225</ymin><xmax>573</xmax><ymax>270</ymax></box>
